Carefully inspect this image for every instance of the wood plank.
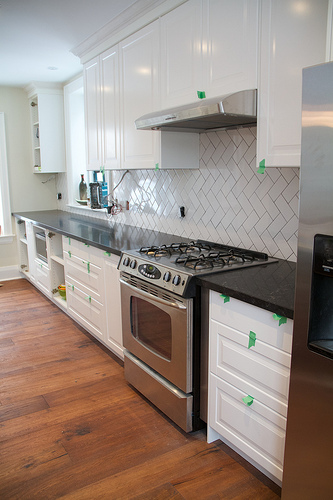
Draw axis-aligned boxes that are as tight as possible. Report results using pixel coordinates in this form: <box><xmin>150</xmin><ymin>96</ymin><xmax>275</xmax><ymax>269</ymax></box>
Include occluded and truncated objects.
<box><xmin>0</xmin><ymin>395</ymin><xmax>49</xmax><ymax>422</ymax></box>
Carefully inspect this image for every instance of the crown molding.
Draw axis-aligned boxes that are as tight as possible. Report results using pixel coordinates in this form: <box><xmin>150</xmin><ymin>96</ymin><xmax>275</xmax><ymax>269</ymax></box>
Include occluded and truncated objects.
<box><xmin>24</xmin><ymin>82</ymin><xmax>64</xmax><ymax>97</ymax></box>
<box><xmin>71</xmin><ymin>0</ymin><xmax>187</xmax><ymax>64</ymax></box>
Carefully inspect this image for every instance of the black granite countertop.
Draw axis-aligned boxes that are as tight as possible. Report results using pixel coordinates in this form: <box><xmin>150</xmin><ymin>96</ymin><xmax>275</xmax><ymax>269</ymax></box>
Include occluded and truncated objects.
<box><xmin>13</xmin><ymin>210</ymin><xmax>191</xmax><ymax>256</ymax></box>
<box><xmin>13</xmin><ymin>210</ymin><xmax>296</xmax><ymax>318</ymax></box>
<box><xmin>198</xmin><ymin>259</ymin><xmax>296</xmax><ymax>319</ymax></box>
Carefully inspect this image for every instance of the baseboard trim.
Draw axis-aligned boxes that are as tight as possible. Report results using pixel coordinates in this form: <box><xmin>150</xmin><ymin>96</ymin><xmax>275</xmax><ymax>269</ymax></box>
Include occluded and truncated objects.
<box><xmin>0</xmin><ymin>265</ymin><xmax>22</xmax><ymax>281</ymax></box>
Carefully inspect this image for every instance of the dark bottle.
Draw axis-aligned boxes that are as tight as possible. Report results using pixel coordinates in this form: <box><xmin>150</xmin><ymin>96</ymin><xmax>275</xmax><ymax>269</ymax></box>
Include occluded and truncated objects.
<box><xmin>79</xmin><ymin>174</ymin><xmax>87</xmax><ymax>200</ymax></box>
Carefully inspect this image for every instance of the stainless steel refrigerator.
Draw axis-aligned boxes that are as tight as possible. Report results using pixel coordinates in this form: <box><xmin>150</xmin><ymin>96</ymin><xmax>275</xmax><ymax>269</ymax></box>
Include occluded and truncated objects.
<box><xmin>282</xmin><ymin>61</ymin><xmax>333</xmax><ymax>499</ymax></box>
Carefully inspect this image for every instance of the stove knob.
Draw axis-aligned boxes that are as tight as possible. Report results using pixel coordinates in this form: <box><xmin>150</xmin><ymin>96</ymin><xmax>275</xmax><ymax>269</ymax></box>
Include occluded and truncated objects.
<box><xmin>172</xmin><ymin>274</ymin><xmax>181</xmax><ymax>286</ymax></box>
<box><xmin>163</xmin><ymin>271</ymin><xmax>171</xmax><ymax>282</ymax></box>
<box><xmin>130</xmin><ymin>259</ymin><xmax>137</xmax><ymax>269</ymax></box>
<box><xmin>123</xmin><ymin>257</ymin><xmax>130</xmax><ymax>267</ymax></box>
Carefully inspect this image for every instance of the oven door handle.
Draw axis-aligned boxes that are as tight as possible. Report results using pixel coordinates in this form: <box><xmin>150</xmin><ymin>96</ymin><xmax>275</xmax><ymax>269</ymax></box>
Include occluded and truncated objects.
<box><xmin>119</xmin><ymin>278</ymin><xmax>187</xmax><ymax>310</ymax></box>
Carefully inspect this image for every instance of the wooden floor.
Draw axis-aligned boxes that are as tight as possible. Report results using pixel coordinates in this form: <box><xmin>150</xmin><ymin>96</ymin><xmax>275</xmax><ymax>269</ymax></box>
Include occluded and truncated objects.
<box><xmin>0</xmin><ymin>279</ymin><xmax>281</xmax><ymax>499</ymax></box>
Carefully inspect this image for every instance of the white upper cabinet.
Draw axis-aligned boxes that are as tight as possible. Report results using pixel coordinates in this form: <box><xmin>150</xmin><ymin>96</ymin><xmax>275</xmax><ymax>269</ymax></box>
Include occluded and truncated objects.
<box><xmin>83</xmin><ymin>45</ymin><xmax>120</xmax><ymax>171</ymax></box>
<box><xmin>84</xmin><ymin>57</ymin><xmax>102</xmax><ymax>171</ymax></box>
<box><xmin>100</xmin><ymin>47</ymin><xmax>121</xmax><ymax>169</ymax></box>
<box><xmin>119</xmin><ymin>21</ymin><xmax>160</xmax><ymax>170</ymax></box>
<box><xmin>26</xmin><ymin>84</ymin><xmax>66</xmax><ymax>173</ymax></box>
<box><xmin>160</xmin><ymin>0</ymin><xmax>259</xmax><ymax>109</ymax></box>
<box><xmin>160</xmin><ymin>0</ymin><xmax>203</xmax><ymax>108</ymax></box>
<box><xmin>202</xmin><ymin>0</ymin><xmax>259</xmax><ymax>98</ymax></box>
<box><xmin>257</xmin><ymin>0</ymin><xmax>329</xmax><ymax>168</ymax></box>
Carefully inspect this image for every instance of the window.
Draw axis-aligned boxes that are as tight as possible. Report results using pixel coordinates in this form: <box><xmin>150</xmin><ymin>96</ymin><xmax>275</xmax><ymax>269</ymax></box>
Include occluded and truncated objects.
<box><xmin>0</xmin><ymin>112</ymin><xmax>13</xmax><ymax>242</ymax></box>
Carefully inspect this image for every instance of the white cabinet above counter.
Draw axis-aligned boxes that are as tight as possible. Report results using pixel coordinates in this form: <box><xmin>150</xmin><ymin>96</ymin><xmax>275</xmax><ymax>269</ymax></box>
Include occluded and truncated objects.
<box><xmin>77</xmin><ymin>0</ymin><xmax>330</xmax><ymax>171</ymax></box>
<box><xmin>84</xmin><ymin>21</ymin><xmax>199</xmax><ymax>170</ymax></box>
<box><xmin>257</xmin><ymin>0</ymin><xmax>329</xmax><ymax>169</ymax></box>
<box><xmin>25</xmin><ymin>83</ymin><xmax>66</xmax><ymax>173</ymax></box>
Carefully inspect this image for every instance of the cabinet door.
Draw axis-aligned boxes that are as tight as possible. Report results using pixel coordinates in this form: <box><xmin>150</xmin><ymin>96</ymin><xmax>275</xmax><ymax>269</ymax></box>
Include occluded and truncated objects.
<box><xmin>84</xmin><ymin>56</ymin><xmax>103</xmax><ymax>170</ymax></box>
<box><xmin>66</xmin><ymin>280</ymin><xmax>106</xmax><ymax>341</ymax></box>
<box><xmin>119</xmin><ymin>21</ymin><xmax>160</xmax><ymax>170</ymax></box>
<box><xmin>35</xmin><ymin>260</ymin><xmax>52</xmax><ymax>298</ymax></box>
<box><xmin>160</xmin><ymin>0</ymin><xmax>203</xmax><ymax>108</ymax></box>
<box><xmin>100</xmin><ymin>46</ymin><xmax>121</xmax><ymax>169</ymax></box>
<box><xmin>202</xmin><ymin>0</ymin><xmax>258</xmax><ymax>97</ymax></box>
<box><xmin>37</xmin><ymin>93</ymin><xmax>66</xmax><ymax>173</ymax></box>
<box><xmin>104</xmin><ymin>254</ymin><xmax>123</xmax><ymax>359</ymax></box>
<box><xmin>257</xmin><ymin>0</ymin><xmax>328</xmax><ymax>168</ymax></box>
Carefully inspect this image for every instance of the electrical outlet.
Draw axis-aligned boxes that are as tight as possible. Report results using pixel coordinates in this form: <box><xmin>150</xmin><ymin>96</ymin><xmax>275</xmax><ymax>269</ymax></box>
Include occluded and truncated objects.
<box><xmin>57</xmin><ymin>193</ymin><xmax>62</xmax><ymax>200</ymax></box>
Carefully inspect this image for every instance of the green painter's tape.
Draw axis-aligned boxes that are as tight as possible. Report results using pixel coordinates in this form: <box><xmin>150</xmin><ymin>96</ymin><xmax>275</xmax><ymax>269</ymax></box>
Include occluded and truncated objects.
<box><xmin>104</xmin><ymin>252</ymin><xmax>111</xmax><ymax>257</ymax></box>
<box><xmin>248</xmin><ymin>331</ymin><xmax>256</xmax><ymax>349</ymax></box>
<box><xmin>273</xmin><ymin>313</ymin><xmax>287</xmax><ymax>326</ymax></box>
<box><xmin>68</xmin><ymin>251</ymin><xmax>71</xmax><ymax>258</ymax></box>
<box><xmin>87</xmin><ymin>262</ymin><xmax>90</xmax><ymax>274</ymax></box>
<box><xmin>220</xmin><ymin>294</ymin><xmax>230</xmax><ymax>303</ymax></box>
<box><xmin>155</xmin><ymin>163</ymin><xmax>159</xmax><ymax>170</ymax></box>
<box><xmin>257</xmin><ymin>159</ymin><xmax>266</xmax><ymax>174</ymax></box>
<box><xmin>197</xmin><ymin>90</ymin><xmax>206</xmax><ymax>99</ymax></box>
<box><xmin>242</xmin><ymin>395</ymin><xmax>254</xmax><ymax>406</ymax></box>
<box><xmin>68</xmin><ymin>238</ymin><xmax>71</xmax><ymax>245</ymax></box>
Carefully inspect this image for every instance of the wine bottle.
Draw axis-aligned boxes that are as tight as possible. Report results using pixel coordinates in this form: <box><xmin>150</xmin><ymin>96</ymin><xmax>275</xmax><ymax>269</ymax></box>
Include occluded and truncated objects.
<box><xmin>79</xmin><ymin>174</ymin><xmax>87</xmax><ymax>200</ymax></box>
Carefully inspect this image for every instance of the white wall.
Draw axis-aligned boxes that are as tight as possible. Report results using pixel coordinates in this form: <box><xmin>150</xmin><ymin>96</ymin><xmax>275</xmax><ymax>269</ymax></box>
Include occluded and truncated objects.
<box><xmin>0</xmin><ymin>87</ymin><xmax>58</xmax><ymax>270</ymax></box>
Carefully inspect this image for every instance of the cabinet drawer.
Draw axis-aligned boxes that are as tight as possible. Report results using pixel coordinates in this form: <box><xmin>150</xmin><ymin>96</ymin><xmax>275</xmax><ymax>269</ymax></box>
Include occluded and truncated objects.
<box><xmin>64</xmin><ymin>253</ymin><xmax>105</xmax><ymax>303</ymax></box>
<box><xmin>210</xmin><ymin>320</ymin><xmax>290</xmax><ymax>415</ymax></box>
<box><xmin>66</xmin><ymin>280</ymin><xmax>105</xmax><ymax>341</ymax></box>
<box><xmin>209</xmin><ymin>373</ymin><xmax>285</xmax><ymax>482</ymax></box>
<box><xmin>210</xmin><ymin>290</ymin><xmax>293</xmax><ymax>354</ymax></box>
<box><xmin>34</xmin><ymin>259</ymin><xmax>51</xmax><ymax>297</ymax></box>
<box><xmin>63</xmin><ymin>236</ymin><xmax>104</xmax><ymax>266</ymax></box>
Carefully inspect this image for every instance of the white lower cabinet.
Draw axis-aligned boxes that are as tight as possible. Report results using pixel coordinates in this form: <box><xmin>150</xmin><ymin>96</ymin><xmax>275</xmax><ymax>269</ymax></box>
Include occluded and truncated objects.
<box><xmin>66</xmin><ymin>279</ymin><xmax>106</xmax><ymax>342</ymax></box>
<box><xmin>15</xmin><ymin>222</ymin><xmax>123</xmax><ymax>359</ymax></box>
<box><xmin>207</xmin><ymin>290</ymin><xmax>293</xmax><ymax>485</ymax></box>
<box><xmin>34</xmin><ymin>259</ymin><xmax>52</xmax><ymax>298</ymax></box>
<box><xmin>63</xmin><ymin>236</ymin><xmax>123</xmax><ymax>358</ymax></box>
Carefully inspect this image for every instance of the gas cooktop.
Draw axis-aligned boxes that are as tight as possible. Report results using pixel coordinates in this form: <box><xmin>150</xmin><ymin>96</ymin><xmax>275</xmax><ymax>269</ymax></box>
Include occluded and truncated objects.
<box><xmin>118</xmin><ymin>240</ymin><xmax>278</xmax><ymax>297</ymax></box>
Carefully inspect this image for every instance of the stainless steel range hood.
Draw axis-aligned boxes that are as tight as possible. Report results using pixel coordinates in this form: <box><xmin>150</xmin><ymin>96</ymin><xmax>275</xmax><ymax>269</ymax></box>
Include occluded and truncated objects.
<box><xmin>135</xmin><ymin>89</ymin><xmax>257</xmax><ymax>133</ymax></box>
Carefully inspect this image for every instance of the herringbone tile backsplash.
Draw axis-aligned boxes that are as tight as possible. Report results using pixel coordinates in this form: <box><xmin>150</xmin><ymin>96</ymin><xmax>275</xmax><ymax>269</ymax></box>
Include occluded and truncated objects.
<box><xmin>58</xmin><ymin>127</ymin><xmax>300</xmax><ymax>261</ymax></box>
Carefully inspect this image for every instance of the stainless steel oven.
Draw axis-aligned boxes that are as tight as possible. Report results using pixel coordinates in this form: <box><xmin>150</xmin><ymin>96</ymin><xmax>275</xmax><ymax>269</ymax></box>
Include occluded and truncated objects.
<box><xmin>35</xmin><ymin>230</ymin><xmax>47</xmax><ymax>263</ymax></box>
<box><xmin>118</xmin><ymin>240</ymin><xmax>278</xmax><ymax>433</ymax></box>
<box><xmin>120</xmin><ymin>272</ymin><xmax>194</xmax><ymax>431</ymax></box>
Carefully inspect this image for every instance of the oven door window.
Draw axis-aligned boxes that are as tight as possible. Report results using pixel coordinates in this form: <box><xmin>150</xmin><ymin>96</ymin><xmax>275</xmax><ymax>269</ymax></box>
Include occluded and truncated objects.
<box><xmin>130</xmin><ymin>296</ymin><xmax>172</xmax><ymax>360</ymax></box>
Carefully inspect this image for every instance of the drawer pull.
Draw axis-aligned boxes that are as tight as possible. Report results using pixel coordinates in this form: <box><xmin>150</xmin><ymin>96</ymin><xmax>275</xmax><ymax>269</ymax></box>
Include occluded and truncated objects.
<box><xmin>220</xmin><ymin>294</ymin><xmax>230</xmax><ymax>303</ymax></box>
<box><xmin>104</xmin><ymin>252</ymin><xmax>111</xmax><ymax>257</ymax></box>
<box><xmin>273</xmin><ymin>313</ymin><xmax>287</xmax><ymax>326</ymax></box>
<box><xmin>84</xmin><ymin>243</ymin><xmax>90</xmax><ymax>248</ymax></box>
<box><xmin>248</xmin><ymin>331</ymin><xmax>256</xmax><ymax>349</ymax></box>
<box><xmin>242</xmin><ymin>395</ymin><xmax>254</xmax><ymax>406</ymax></box>
<box><xmin>87</xmin><ymin>262</ymin><xmax>90</xmax><ymax>274</ymax></box>
<box><xmin>85</xmin><ymin>295</ymin><xmax>92</xmax><ymax>303</ymax></box>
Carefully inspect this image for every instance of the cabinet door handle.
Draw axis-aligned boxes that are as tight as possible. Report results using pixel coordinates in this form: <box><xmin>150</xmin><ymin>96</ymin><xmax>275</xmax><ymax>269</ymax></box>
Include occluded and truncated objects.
<box><xmin>273</xmin><ymin>313</ymin><xmax>287</xmax><ymax>326</ymax></box>
<box><xmin>248</xmin><ymin>331</ymin><xmax>256</xmax><ymax>349</ymax></box>
<box><xmin>220</xmin><ymin>294</ymin><xmax>230</xmax><ymax>303</ymax></box>
<box><xmin>242</xmin><ymin>395</ymin><xmax>254</xmax><ymax>406</ymax></box>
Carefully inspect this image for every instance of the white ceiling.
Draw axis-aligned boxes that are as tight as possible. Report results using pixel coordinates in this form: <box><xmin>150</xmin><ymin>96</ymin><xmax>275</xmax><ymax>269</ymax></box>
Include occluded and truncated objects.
<box><xmin>0</xmin><ymin>0</ymin><xmax>138</xmax><ymax>87</ymax></box>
